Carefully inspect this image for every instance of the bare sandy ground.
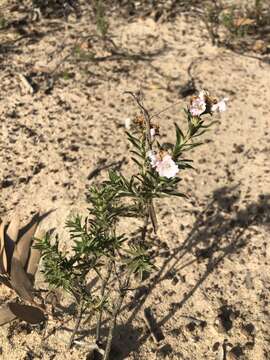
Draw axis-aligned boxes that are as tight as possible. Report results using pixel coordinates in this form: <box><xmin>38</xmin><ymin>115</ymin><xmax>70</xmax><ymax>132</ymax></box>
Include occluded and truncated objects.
<box><xmin>0</xmin><ymin>4</ymin><xmax>270</xmax><ymax>360</ymax></box>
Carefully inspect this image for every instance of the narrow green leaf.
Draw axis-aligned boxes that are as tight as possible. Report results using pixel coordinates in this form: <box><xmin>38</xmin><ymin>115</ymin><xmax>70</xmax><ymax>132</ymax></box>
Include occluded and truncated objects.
<box><xmin>131</xmin><ymin>157</ymin><xmax>143</xmax><ymax>168</ymax></box>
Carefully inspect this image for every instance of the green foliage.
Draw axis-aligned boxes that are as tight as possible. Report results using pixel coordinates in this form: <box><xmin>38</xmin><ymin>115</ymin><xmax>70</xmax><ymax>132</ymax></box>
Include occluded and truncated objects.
<box><xmin>124</xmin><ymin>244</ymin><xmax>153</xmax><ymax>280</ymax></box>
<box><xmin>37</xmin><ymin>91</ymin><xmax>219</xmax><ymax>353</ymax></box>
<box><xmin>94</xmin><ymin>0</ymin><xmax>109</xmax><ymax>38</ymax></box>
<box><xmin>35</xmin><ymin>233</ymin><xmax>76</xmax><ymax>295</ymax></box>
<box><xmin>0</xmin><ymin>16</ymin><xmax>7</xmax><ymax>30</ymax></box>
<box><xmin>73</xmin><ymin>46</ymin><xmax>96</xmax><ymax>62</ymax></box>
<box><xmin>37</xmin><ymin>92</ymin><xmax>216</xmax><ymax>300</ymax></box>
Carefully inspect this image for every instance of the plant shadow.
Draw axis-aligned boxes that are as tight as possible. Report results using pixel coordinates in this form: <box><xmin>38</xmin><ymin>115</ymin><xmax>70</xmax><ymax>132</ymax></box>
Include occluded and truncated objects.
<box><xmin>115</xmin><ymin>185</ymin><xmax>270</xmax><ymax>359</ymax></box>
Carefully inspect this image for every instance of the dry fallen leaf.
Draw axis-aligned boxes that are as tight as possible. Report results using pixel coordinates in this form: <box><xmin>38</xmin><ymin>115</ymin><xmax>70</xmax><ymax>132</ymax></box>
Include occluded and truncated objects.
<box><xmin>15</xmin><ymin>213</ymin><xmax>39</xmax><ymax>269</ymax></box>
<box><xmin>10</xmin><ymin>257</ymin><xmax>34</xmax><ymax>302</ymax></box>
<box><xmin>0</xmin><ymin>212</ymin><xmax>47</xmax><ymax>325</ymax></box>
<box><xmin>0</xmin><ymin>218</ymin><xmax>8</xmax><ymax>273</ymax></box>
<box><xmin>233</xmin><ymin>18</ymin><xmax>256</xmax><ymax>27</ymax></box>
<box><xmin>26</xmin><ymin>229</ymin><xmax>43</xmax><ymax>284</ymax></box>
<box><xmin>8</xmin><ymin>302</ymin><xmax>45</xmax><ymax>324</ymax></box>
<box><xmin>0</xmin><ymin>304</ymin><xmax>17</xmax><ymax>325</ymax></box>
<box><xmin>6</xmin><ymin>214</ymin><xmax>20</xmax><ymax>242</ymax></box>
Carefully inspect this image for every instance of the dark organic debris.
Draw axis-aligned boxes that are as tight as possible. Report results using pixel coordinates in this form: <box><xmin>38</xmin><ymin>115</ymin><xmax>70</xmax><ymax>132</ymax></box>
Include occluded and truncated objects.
<box><xmin>0</xmin><ymin>179</ymin><xmax>14</xmax><ymax>189</ymax></box>
<box><xmin>242</xmin><ymin>322</ymin><xmax>255</xmax><ymax>337</ymax></box>
<box><xmin>32</xmin><ymin>0</ymin><xmax>81</xmax><ymax>19</ymax></box>
<box><xmin>218</xmin><ymin>305</ymin><xmax>239</xmax><ymax>332</ymax></box>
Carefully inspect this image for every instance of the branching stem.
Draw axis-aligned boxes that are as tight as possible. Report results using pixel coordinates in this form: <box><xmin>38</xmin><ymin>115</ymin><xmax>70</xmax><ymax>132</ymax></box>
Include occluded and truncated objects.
<box><xmin>124</xmin><ymin>91</ymin><xmax>158</xmax><ymax>232</ymax></box>
<box><xmin>103</xmin><ymin>276</ymin><xmax>130</xmax><ymax>360</ymax></box>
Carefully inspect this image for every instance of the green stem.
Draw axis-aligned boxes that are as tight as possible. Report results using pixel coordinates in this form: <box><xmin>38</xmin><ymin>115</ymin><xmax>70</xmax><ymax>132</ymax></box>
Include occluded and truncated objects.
<box><xmin>141</xmin><ymin>211</ymin><xmax>149</xmax><ymax>243</ymax></box>
<box><xmin>68</xmin><ymin>300</ymin><xmax>84</xmax><ymax>349</ymax></box>
<box><xmin>103</xmin><ymin>276</ymin><xmax>130</xmax><ymax>360</ymax></box>
<box><xmin>102</xmin><ymin>204</ymin><xmax>149</xmax><ymax>358</ymax></box>
<box><xmin>96</xmin><ymin>260</ymin><xmax>113</xmax><ymax>343</ymax></box>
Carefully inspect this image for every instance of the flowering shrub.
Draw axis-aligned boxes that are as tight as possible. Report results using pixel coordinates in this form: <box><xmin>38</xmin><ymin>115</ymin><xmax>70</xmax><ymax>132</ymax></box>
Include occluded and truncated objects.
<box><xmin>37</xmin><ymin>90</ymin><xmax>227</xmax><ymax>359</ymax></box>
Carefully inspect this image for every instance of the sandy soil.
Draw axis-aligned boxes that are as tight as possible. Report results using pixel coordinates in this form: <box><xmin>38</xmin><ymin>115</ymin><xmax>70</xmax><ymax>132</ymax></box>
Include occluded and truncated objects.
<box><xmin>0</xmin><ymin>3</ymin><xmax>270</xmax><ymax>360</ymax></box>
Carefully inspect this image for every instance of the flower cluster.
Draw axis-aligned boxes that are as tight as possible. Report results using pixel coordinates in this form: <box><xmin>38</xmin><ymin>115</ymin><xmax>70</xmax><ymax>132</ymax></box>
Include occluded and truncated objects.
<box><xmin>126</xmin><ymin>90</ymin><xmax>227</xmax><ymax>181</ymax></box>
<box><xmin>148</xmin><ymin>150</ymin><xmax>178</xmax><ymax>178</ymax></box>
<box><xmin>189</xmin><ymin>90</ymin><xmax>228</xmax><ymax>117</ymax></box>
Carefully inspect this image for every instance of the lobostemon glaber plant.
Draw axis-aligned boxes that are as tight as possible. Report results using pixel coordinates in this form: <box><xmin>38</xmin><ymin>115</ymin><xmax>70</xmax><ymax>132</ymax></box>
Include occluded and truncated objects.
<box><xmin>36</xmin><ymin>90</ymin><xmax>227</xmax><ymax>359</ymax></box>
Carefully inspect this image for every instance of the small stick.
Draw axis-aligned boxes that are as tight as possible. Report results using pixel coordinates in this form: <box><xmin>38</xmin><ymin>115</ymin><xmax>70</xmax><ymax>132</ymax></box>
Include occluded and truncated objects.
<box><xmin>149</xmin><ymin>100</ymin><xmax>182</xmax><ymax>120</ymax></box>
<box><xmin>124</xmin><ymin>91</ymin><xmax>152</xmax><ymax>149</ymax></box>
<box><xmin>17</xmin><ymin>73</ymin><xmax>34</xmax><ymax>95</ymax></box>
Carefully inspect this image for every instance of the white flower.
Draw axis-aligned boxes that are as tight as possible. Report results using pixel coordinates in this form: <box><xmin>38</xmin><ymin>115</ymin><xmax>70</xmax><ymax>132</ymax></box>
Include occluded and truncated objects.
<box><xmin>147</xmin><ymin>150</ymin><xmax>157</xmax><ymax>167</ymax></box>
<box><xmin>150</xmin><ymin>128</ymin><xmax>155</xmax><ymax>139</ymax></box>
<box><xmin>189</xmin><ymin>94</ymin><xmax>206</xmax><ymax>117</ymax></box>
<box><xmin>152</xmin><ymin>155</ymin><xmax>178</xmax><ymax>179</ymax></box>
<box><xmin>156</xmin><ymin>155</ymin><xmax>178</xmax><ymax>178</ymax></box>
<box><xmin>124</xmin><ymin>117</ymin><xmax>132</xmax><ymax>130</ymax></box>
<box><xmin>148</xmin><ymin>151</ymin><xmax>178</xmax><ymax>178</ymax></box>
<box><xmin>211</xmin><ymin>98</ymin><xmax>228</xmax><ymax>113</ymax></box>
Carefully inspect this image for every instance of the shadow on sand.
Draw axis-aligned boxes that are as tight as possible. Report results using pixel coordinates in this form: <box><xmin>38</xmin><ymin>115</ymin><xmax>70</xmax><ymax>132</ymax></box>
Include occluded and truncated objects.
<box><xmin>113</xmin><ymin>185</ymin><xmax>270</xmax><ymax>359</ymax></box>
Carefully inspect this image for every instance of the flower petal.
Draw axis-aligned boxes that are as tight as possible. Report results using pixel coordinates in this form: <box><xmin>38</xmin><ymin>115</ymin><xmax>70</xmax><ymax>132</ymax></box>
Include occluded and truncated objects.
<box><xmin>212</xmin><ymin>98</ymin><xmax>228</xmax><ymax>113</ymax></box>
<box><xmin>156</xmin><ymin>155</ymin><xmax>178</xmax><ymax>178</ymax></box>
<box><xmin>189</xmin><ymin>97</ymin><xmax>206</xmax><ymax>117</ymax></box>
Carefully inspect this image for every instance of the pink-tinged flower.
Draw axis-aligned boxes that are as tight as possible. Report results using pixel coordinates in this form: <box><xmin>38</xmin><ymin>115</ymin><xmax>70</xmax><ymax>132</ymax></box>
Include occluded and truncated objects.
<box><xmin>211</xmin><ymin>98</ymin><xmax>228</xmax><ymax>113</ymax></box>
<box><xmin>156</xmin><ymin>155</ymin><xmax>178</xmax><ymax>178</ymax></box>
<box><xmin>189</xmin><ymin>90</ymin><xmax>228</xmax><ymax>116</ymax></box>
<box><xmin>148</xmin><ymin>151</ymin><xmax>178</xmax><ymax>178</ymax></box>
<box><xmin>189</xmin><ymin>91</ymin><xmax>207</xmax><ymax>116</ymax></box>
